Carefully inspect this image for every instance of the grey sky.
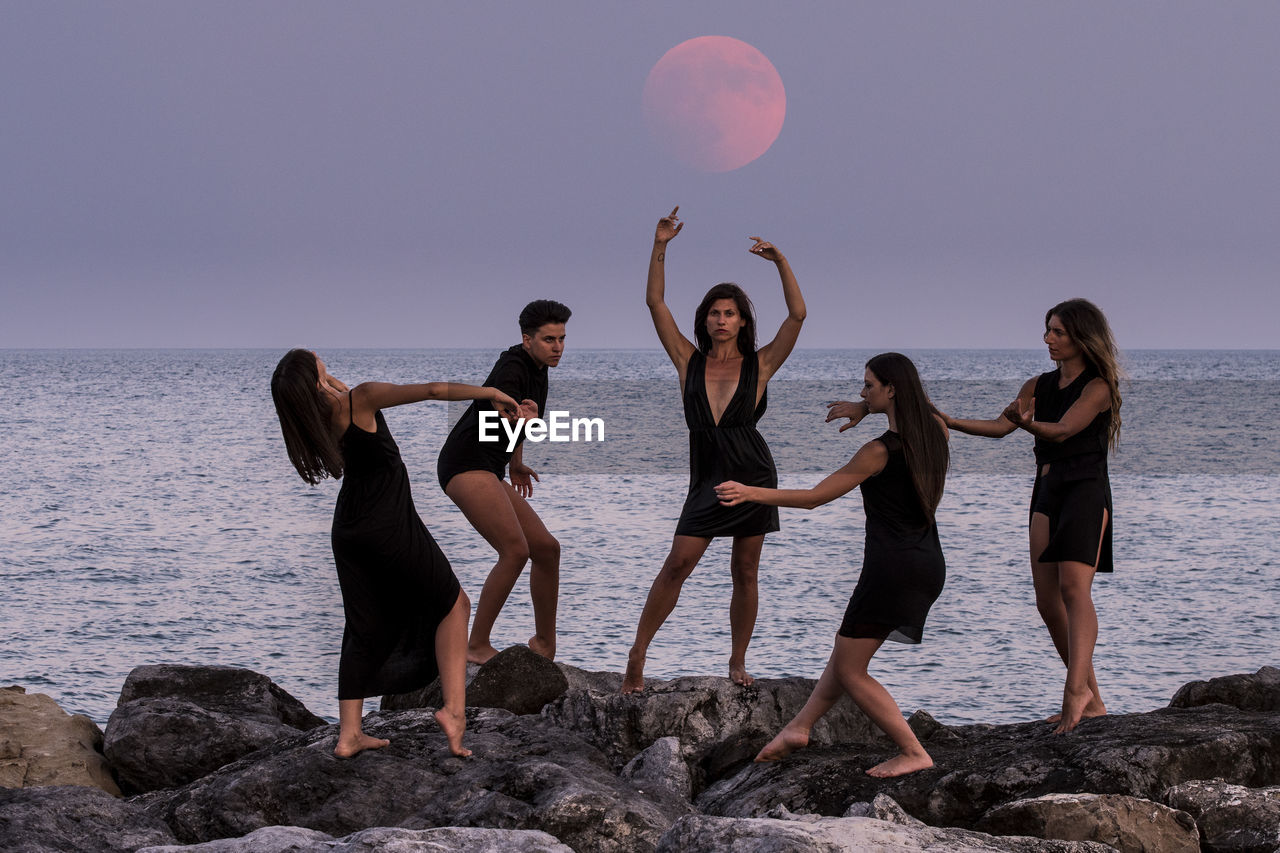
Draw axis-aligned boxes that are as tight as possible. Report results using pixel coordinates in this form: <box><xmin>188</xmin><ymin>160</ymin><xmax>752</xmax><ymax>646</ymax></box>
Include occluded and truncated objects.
<box><xmin>3</xmin><ymin>1</ymin><xmax>1277</xmax><ymax>349</ymax></box>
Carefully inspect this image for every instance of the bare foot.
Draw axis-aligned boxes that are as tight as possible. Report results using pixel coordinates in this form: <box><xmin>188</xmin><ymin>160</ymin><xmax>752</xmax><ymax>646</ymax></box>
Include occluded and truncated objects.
<box><xmin>621</xmin><ymin>647</ymin><xmax>646</xmax><ymax>694</ymax></box>
<box><xmin>1045</xmin><ymin>695</ymin><xmax>1106</xmax><ymax>724</ymax></box>
<box><xmin>334</xmin><ymin>731</ymin><xmax>390</xmax><ymax>759</ymax></box>
<box><xmin>528</xmin><ymin>634</ymin><xmax>556</xmax><ymax>661</ymax></box>
<box><xmin>729</xmin><ymin>661</ymin><xmax>754</xmax><ymax>687</ymax></box>
<box><xmin>754</xmin><ymin>725</ymin><xmax>809</xmax><ymax>762</ymax></box>
<box><xmin>866</xmin><ymin>752</ymin><xmax>933</xmax><ymax>778</ymax></box>
<box><xmin>467</xmin><ymin>642</ymin><xmax>499</xmax><ymax>665</ymax></box>
<box><xmin>434</xmin><ymin>707</ymin><xmax>472</xmax><ymax>757</ymax></box>
<box><xmin>1054</xmin><ymin>686</ymin><xmax>1095</xmax><ymax>734</ymax></box>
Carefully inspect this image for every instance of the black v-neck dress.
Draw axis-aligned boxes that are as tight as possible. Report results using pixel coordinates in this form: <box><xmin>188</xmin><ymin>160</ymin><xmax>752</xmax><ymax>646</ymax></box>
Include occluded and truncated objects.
<box><xmin>674</xmin><ymin>350</ymin><xmax>780</xmax><ymax>538</ymax></box>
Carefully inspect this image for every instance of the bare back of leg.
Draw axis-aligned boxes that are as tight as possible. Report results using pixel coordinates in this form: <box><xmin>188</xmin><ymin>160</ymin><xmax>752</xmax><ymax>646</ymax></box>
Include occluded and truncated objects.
<box><xmin>622</xmin><ymin>535</ymin><xmax>712</xmax><ymax>694</ymax></box>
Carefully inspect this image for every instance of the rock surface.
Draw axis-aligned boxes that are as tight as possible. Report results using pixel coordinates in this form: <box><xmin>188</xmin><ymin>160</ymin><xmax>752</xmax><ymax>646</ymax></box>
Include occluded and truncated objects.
<box><xmin>0</xmin><ymin>685</ymin><xmax>120</xmax><ymax>795</ymax></box>
<box><xmin>0</xmin><ymin>784</ymin><xmax>177</xmax><ymax>852</ymax></box>
<box><xmin>1162</xmin><ymin>778</ymin><xmax>1280</xmax><ymax>853</ymax></box>
<box><xmin>137</xmin><ymin>824</ymin><xmax>574</xmax><ymax>852</ymax></box>
<box><xmin>1169</xmin><ymin>666</ymin><xmax>1280</xmax><ymax>713</ymax></box>
<box><xmin>103</xmin><ymin>664</ymin><xmax>326</xmax><ymax>793</ymax></box>
<box><xmin>383</xmin><ymin>645</ymin><xmax>568</xmax><ymax>716</ymax></box>
<box><xmin>975</xmin><ymin>792</ymin><xmax>1199</xmax><ymax>853</ymax></box>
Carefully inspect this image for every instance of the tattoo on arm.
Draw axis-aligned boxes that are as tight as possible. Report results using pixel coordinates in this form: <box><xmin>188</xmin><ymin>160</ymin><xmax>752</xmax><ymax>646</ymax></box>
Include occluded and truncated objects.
<box><xmin>657</xmin><ymin>253</ymin><xmax>664</xmax><ymax>262</ymax></box>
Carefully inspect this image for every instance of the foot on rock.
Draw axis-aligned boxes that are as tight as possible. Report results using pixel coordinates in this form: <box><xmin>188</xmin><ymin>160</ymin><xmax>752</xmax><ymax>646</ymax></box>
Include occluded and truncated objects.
<box><xmin>434</xmin><ymin>707</ymin><xmax>472</xmax><ymax>758</ymax></box>
<box><xmin>528</xmin><ymin>634</ymin><xmax>556</xmax><ymax>661</ymax></box>
<box><xmin>467</xmin><ymin>642</ymin><xmax>499</xmax><ymax>665</ymax></box>
<box><xmin>729</xmin><ymin>661</ymin><xmax>754</xmax><ymax>687</ymax></box>
<box><xmin>621</xmin><ymin>648</ymin><xmax>646</xmax><ymax>694</ymax></box>
<box><xmin>865</xmin><ymin>752</ymin><xmax>932</xmax><ymax>778</ymax></box>
<box><xmin>754</xmin><ymin>726</ymin><xmax>809</xmax><ymax>762</ymax></box>
<box><xmin>334</xmin><ymin>732</ymin><xmax>390</xmax><ymax>759</ymax></box>
<box><xmin>1053</xmin><ymin>686</ymin><xmax>1095</xmax><ymax>734</ymax></box>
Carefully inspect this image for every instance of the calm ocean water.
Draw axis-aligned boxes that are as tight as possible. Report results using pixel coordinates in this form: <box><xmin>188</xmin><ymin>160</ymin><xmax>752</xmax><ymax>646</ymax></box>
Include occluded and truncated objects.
<box><xmin>2</xmin><ymin>348</ymin><xmax>1276</xmax><ymax>728</ymax></box>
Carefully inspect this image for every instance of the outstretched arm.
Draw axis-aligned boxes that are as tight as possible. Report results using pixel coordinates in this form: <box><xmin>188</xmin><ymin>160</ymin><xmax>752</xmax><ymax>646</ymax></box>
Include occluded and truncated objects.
<box><xmin>826</xmin><ymin>399</ymin><xmax>873</xmax><ymax>433</ymax></box>
<box><xmin>647</xmin><ymin>206</ymin><xmax>696</xmax><ymax>372</ymax></box>
<box><xmin>939</xmin><ymin>376</ymin><xmax>1035</xmax><ymax>438</ymax></box>
<box><xmin>339</xmin><ymin>382</ymin><xmax>518</xmax><ymax>432</ymax></box>
<box><xmin>754</xmin><ymin>238</ymin><xmax>806</xmax><ymax>378</ymax></box>
<box><xmin>715</xmin><ymin>440</ymin><xmax>888</xmax><ymax>510</ymax></box>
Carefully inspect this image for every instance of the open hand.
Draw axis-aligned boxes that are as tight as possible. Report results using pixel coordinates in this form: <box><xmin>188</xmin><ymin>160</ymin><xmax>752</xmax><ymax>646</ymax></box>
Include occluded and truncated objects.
<box><xmin>517</xmin><ymin>398</ymin><xmax>540</xmax><ymax>421</ymax></box>
<box><xmin>489</xmin><ymin>388</ymin><xmax>519</xmax><ymax>420</ymax></box>
<box><xmin>1002</xmin><ymin>398</ymin><xmax>1033</xmax><ymax>428</ymax></box>
<box><xmin>655</xmin><ymin>206</ymin><xmax>683</xmax><ymax>244</ymax></box>
<box><xmin>825</xmin><ymin>400</ymin><xmax>868</xmax><ymax>433</ymax></box>
<box><xmin>509</xmin><ymin>462</ymin><xmax>539</xmax><ymax>498</ymax></box>
<box><xmin>715</xmin><ymin>480</ymin><xmax>749</xmax><ymax>506</ymax></box>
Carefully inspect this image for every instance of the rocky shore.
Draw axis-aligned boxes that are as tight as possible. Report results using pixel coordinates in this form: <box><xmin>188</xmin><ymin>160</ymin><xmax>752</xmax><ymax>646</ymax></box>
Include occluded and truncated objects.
<box><xmin>1</xmin><ymin>654</ymin><xmax>1277</xmax><ymax>852</ymax></box>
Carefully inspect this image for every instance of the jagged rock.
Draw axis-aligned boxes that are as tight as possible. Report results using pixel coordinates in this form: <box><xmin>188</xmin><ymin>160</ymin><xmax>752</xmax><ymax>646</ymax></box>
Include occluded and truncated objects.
<box><xmin>137</xmin><ymin>824</ymin><xmax>574</xmax><ymax>852</ymax></box>
<box><xmin>655</xmin><ymin>813</ymin><xmax>1115</xmax><ymax>852</ymax></box>
<box><xmin>697</xmin><ymin>704</ymin><xmax>1280</xmax><ymax>828</ymax></box>
<box><xmin>1163</xmin><ymin>778</ymin><xmax>1280</xmax><ymax>853</ymax></box>
<box><xmin>103</xmin><ymin>664</ymin><xmax>326</xmax><ymax>793</ymax></box>
<box><xmin>0</xmin><ymin>686</ymin><xmax>120</xmax><ymax>795</ymax></box>
<box><xmin>383</xmin><ymin>646</ymin><xmax>568</xmax><ymax>716</ymax></box>
<box><xmin>0</xmin><ymin>785</ymin><xmax>177</xmax><ymax>852</ymax></box>
<box><xmin>138</xmin><ymin>707</ymin><xmax>688</xmax><ymax>853</ymax></box>
<box><xmin>909</xmin><ymin>709</ymin><xmax>964</xmax><ymax>744</ymax></box>
<box><xmin>844</xmin><ymin>792</ymin><xmax>925</xmax><ymax>825</ymax></box>
<box><xmin>622</xmin><ymin>736</ymin><xmax>693</xmax><ymax>803</ymax></box>
<box><xmin>1170</xmin><ymin>666</ymin><xmax>1280</xmax><ymax>712</ymax></box>
<box><xmin>975</xmin><ymin>792</ymin><xmax>1199</xmax><ymax>853</ymax></box>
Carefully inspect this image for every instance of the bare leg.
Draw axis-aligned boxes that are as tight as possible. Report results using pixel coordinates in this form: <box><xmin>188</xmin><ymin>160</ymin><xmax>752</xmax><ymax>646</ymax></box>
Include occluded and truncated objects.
<box><xmin>1055</xmin><ymin>551</ymin><xmax>1102</xmax><ymax>733</ymax></box>
<box><xmin>755</xmin><ymin>648</ymin><xmax>845</xmax><ymax>761</ymax></box>
<box><xmin>433</xmin><ymin>590</ymin><xmax>472</xmax><ymax>757</ymax></box>
<box><xmin>621</xmin><ymin>535</ymin><xmax>712</xmax><ymax>693</ymax></box>
<box><xmin>445</xmin><ymin>472</ymin><xmax>531</xmax><ymax>663</ymax></box>
<box><xmin>335</xmin><ymin>698</ymin><xmax>389</xmax><ymax>758</ymax></box>
<box><xmin>502</xmin><ymin>481</ymin><xmax>560</xmax><ymax>660</ymax></box>
<box><xmin>830</xmin><ymin>636</ymin><xmax>933</xmax><ymax>778</ymax></box>
<box><xmin>728</xmin><ymin>535</ymin><xmax>763</xmax><ymax>686</ymax></box>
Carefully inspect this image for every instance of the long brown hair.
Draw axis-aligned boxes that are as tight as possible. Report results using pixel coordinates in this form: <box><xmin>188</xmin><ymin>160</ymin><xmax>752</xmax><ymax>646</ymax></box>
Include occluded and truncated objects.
<box><xmin>694</xmin><ymin>283</ymin><xmax>757</xmax><ymax>355</ymax></box>
<box><xmin>867</xmin><ymin>352</ymin><xmax>949</xmax><ymax>517</ymax></box>
<box><xmin>1046</xmin><ymin>298</ymin><xmax>1123</xmax><ymax>450</ymax></box>
<box><xmin>270</xmin><ymin>349</ymin><xmax>343</xmax><ymax>484</ymax></box>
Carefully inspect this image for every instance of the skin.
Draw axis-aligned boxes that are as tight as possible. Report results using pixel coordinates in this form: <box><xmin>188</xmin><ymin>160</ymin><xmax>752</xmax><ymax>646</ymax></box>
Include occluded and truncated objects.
<box><xmin>716</xmin><ymin>369</ymin><xmax>946</xmax><ymax>777</ymax></box>
<box><xmin>933</xmin><ymin>315</ymin><xmax>1112</xmax><ymax>733</ymax></box>
<box><xmin>623</xmin><ymin>206</ymin><xmax>806</xmax><ymax>693</ymax></box>
<box><xmin>314</xmin><ymin>353</ymin><xmax>518</xmax><ymax>758</ymax></box>
<box><xmin>445</xmin><ymin>322</ymin><xmax>567</xmax><ymax>664</ymax></box>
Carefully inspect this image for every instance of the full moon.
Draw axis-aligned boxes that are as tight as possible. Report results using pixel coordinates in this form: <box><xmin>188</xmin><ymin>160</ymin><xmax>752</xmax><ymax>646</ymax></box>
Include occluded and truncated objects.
<box><xmin>643</xmin><ymin>36</ymin><xmax>786</xmax><ymax>173</ymax></box>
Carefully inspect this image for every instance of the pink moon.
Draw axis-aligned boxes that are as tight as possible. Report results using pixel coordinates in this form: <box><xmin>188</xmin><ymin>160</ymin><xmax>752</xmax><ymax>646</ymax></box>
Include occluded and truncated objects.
<box><xmin>643</xmin><ymin>36</ymin><xmax>786</xmax><ymax>173</ymax></box>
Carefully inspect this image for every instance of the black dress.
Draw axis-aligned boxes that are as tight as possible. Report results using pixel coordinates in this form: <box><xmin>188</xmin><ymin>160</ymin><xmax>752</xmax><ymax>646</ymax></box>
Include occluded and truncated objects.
<box><xmin>437</xmin><ymin>344</ymin><xmax>548</xmax><ymax>492</ymax></box>
<box><xmin>838</xmin><ymin>432</ymin><xmax>945</xmax><ymax>644</ymax></box>
<box><xmin>332</xmin><ymin>408</ymin><xmax>461</xmax><ymax>700</ymax></box>
<box><xmin>1029</xmin><ymin>367</ymin><xmax>1114</xmax><ymax>572</ymax></box>
<box><xmin>674</xmin><ymin>350</ymin><xmax>780</xmax><ymax>538</ymax></box>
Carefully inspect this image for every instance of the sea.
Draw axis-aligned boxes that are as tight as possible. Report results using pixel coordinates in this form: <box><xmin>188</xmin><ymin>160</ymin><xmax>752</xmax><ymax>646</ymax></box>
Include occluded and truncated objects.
<box><xmin>2</xmin><ymin>348</ymin><xmax>1276</xmax><ymax>728</ymax></box>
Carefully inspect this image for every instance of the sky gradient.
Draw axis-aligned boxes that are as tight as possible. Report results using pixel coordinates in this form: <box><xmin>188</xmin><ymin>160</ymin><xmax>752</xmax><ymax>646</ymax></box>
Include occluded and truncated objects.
<box><xmin>3</xmin><ymin>1</ymin><xmax>1277</xmax><ymax>350</ymax></box>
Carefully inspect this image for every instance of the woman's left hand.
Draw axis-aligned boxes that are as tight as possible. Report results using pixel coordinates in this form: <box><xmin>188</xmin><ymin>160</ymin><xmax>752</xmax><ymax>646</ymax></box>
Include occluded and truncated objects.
<box><xmin>1002</xmin><ymin>398</ymin><xmax>1032</xmax><ymax>428</ymax></box>
<box><xmin>748</xmin><ymin>237</ymin><xmax>784</xmax><ymax>263</ymax></box>
<box><xmin>715</xmin><ymin>480</ymin><xmax>749</xmax><ymax>506</ymax></box>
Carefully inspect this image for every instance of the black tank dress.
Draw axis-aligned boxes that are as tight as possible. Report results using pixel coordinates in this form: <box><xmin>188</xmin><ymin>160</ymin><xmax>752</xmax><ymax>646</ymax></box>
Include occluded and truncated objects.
<box><xmin>1029</xmin><ymin>367</ymin><xmax>1114</xmax><ymax>572</ymax></box>
<box><xmin>332</xmin><ymin>406</ymin><xmax>461</xmax><ymax>700</ymax></box>
<box><xmin>674</xmin><ymin>350</ymin><xmax>780</xmax><ymax>538</ymax></box>
<box><xmin>838</xmin><ymin>432</ymin><xmax>945</xmax><ymax>644</ymax></box>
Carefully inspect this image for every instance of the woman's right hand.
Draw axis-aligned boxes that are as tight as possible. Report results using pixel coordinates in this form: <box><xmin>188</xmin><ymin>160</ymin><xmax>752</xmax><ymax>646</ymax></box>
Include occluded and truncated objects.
<box><xmin>825</xmin><ymin>400</ymin><xmax>868</xmax><ymax>433</ymax></box>
<box><xmin>488</xmin><ymin>388</ymin><xmax>519</xmax><ymax>419</ymax></box>
<box><xmin>654</xmin><ymin>206</ymin><xmax>683</xmax><ymax>244</ymax></box>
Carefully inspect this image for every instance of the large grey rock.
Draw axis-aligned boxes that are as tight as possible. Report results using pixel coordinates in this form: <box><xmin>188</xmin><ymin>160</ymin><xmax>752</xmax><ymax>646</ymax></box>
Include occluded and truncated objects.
<box><xmin>655</xmin><ymin>813</ymin><xmax>1114</xmax><ymax>852</ymax></box>
<box><xmin>103</xmin><ymin>664</ymin><xmax>326</xmax><ymax>793</ymax></box>
<box><xmin>139</xmin><ymin>707</ymin><xmax>689</xmax><ymax>853</ymax></box>
<box><xmin>383</xmin><ymin>645</ymin><xmax>568</xmax><ymax>715</ymax></box>
<box><xmin>138</xmin><ymin>824</ymin><xmax>574</xmax><ymax>852</ymax></box>
<box><xmin>0</xmin><ymin>785</ymin><xmax>177</xmax><ymax>852</ymax></box>
<box><xmin>975</xmin><ymin>792</ymin><xmax>1199</xmax><ymax>853</ymax></box>
<box><xmin>844</xmin><ymin>792</ymin><xmax>925</xmax><ymax>825</ymax></box>
<box><xmin>0</xmin><ymin>685</ymin><xmax>120</xmax><ymax>795</ymax></box>
<box><xmin>697</xmin><ymin>703</ymin><xmax>1280</xmax><ymax>828</ymax></box>
<box><xmin>622</xmin><ymin>736</ymin><xmax>693</xmax><ymax>803</ymax></box>
<box><xmin>1163</xmin><ymin>778</ymin><xmax>1280</xmax><ymax>853</ymax></box>
<box><xmin>1170</xmin><ymin>666</ymin><xmax>1280</xmax><ymax>712</ymax></box>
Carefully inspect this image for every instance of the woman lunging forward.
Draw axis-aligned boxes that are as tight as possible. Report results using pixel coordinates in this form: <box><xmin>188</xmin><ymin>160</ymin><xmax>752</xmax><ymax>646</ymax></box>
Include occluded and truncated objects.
<box><xmin>271</xmin><ymin>349</ymin><xmax>518</xmax><ymax>758</ymax></box>
<box><xmin>717</xmin><ymin>353</ymin><xmax>948</xmax><ymax>778</ymax></box>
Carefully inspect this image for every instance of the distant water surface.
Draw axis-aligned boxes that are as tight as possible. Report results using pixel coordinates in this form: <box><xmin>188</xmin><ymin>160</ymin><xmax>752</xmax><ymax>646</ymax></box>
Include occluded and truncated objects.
<box><xmin>1</xmin><ymin>348</ymin><xmax>1276</xmax><ymax>727</ymax></box>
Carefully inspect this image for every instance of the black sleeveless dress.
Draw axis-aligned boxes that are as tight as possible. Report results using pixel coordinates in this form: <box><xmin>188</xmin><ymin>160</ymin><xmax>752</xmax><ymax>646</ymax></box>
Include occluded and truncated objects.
<box><xmin>838</xmin><ymin>431</ymin><xmax>946</xmax><ymax>644</ymax></box>
<box><xmin>674</xmin><ymin>350</ymin><xmax>780</xmax><ymax>538</ymax></box>
<box><xmin>1029</xmin><ymin>367</ymin><xmax>1114</xmax><ymax>572</ymax></box>
<box><xmin>332</xmin><ymin>409</ymin><xmax>461</xmax><ymax>700</ymax></box>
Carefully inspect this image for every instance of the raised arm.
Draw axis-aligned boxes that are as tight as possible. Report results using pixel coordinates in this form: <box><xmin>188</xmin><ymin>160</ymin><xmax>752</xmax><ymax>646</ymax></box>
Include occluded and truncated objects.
<box><xmin>939</xmin><ymin>376</ymin><xmax>1035</xmax><ymax>438</ymax></box>
<box><xmin>753</xmin><ymin>238</ymin><xmax>806</xmax><ymax>378</ymax></box>
<box><xmin>1004</xmin><ymin>377</ymin><xmax>1110</xmax><ymax>443</ymax></box>
<box><xmin>647</xmin><ymin>206</ymin><xmax>696</xmax><ymax>371</ymax></box>
<box><xmin>715</xmin><ymin>440</ymin><xmax>888</xmax><ymax>510</ymax></box>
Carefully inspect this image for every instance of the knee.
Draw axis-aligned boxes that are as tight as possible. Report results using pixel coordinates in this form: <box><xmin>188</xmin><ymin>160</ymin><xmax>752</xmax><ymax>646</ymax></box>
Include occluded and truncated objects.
<box><xmin>529</xmin><ymin>534</ymin><xmax>560</xmax><ymax>566</ymax></box>
<box><xmin>659</xmin><ymin>553</ymin><xmax>698</xmax><ymax>584</ymax></box>
<box><xmin>1058</xmin><ymin>583</ymin><xmax>1093</xmax><ymax>611</ymax></box>
<box><xmin>730</xmin><ymin>560</ymin><xmax>759</xmax><ymax>587</ymax></box>
<box><xmin>497</xmin><ymin>538</ymin><xmax>531</xmax><ymax>567</ymax></box>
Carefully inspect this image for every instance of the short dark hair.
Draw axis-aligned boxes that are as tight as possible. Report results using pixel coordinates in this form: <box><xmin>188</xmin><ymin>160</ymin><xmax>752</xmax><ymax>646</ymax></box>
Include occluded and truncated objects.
<box><xmin>694</xmin><ymin>283</ymin><xmax>757</xmax><ymax>355</ymax></box>
<box><xmin>519</xmin><ymin>299</ymin><xmax>572</xmax><ymax>335</ymax></box>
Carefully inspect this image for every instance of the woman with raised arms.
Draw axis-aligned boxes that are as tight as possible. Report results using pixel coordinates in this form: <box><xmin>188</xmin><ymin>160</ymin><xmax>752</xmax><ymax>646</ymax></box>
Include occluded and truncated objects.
<box><xmin>716</xmin><ymin>352</ymin><xmax>949</xmax><ymax>778</ymax></box>
<box><xmin>622</xmin><ymin>206</ymin><xmax>806</xmax><ymax>693</ymax></box>
<box><xmin>271</xmin><ymin>349</ymin><xmax>518</xmax><ymax>758</ymax></box>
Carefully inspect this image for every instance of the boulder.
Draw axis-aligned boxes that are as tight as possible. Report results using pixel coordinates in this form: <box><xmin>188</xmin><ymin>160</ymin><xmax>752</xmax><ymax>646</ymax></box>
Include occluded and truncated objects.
<box><xmin>0</xmin><ymin>785</ymin><xmax>177</xmax><ymax>852</ymax></box>
<box><xmin>383</xmin><ymin>646</ymin><xmax>568</xmax><ymax>715</ymax></box>
<box><xmin>1169</xmin><ymin>666</ymin><xmax>1280</xmax><ymax>713</ymax></box>
<box><xmin>0</xmin><ymin>685</ymin><xmax>120</xmax><ymax>795</ymax></box>
<box><xmin>103</xmin><ymin>665</ymin><xmax>326</xmax><ymax>793</ymax></box>
<box><xmin>622</xmin><ymin>736</ymin><xmax>693</xmax><ymax>803</ymax></box>
<box><xmin>975</xmin><ymin>792</ymin><xmax>1199</xmax><ymax>853</ymax></box>
<box><xmin>137</xmin><ymin>824</ymin><xmax>574</xmax><ymax>852</ymax></box>
<box><xmin>1163</xmin><ymin>778</ymin><xmax>1280</xmax><ymax>853</ymax></box>
<box><xmin>139</xmin><ymin>707</ymin><xmax>689</xmax><ymax>853</ymax></box>
<box><xmin>655</xmin><ymin>813</ymin><xmax>1114</xmax><ymax>852</ymax></box>
<box><xmin>844</xmin><ymin>792</ymin><xmax>925</xmax><ymax>825</ymax></box>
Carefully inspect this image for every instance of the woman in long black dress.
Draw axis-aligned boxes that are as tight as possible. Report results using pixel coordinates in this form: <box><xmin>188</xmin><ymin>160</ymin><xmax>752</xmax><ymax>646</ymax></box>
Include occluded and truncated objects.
<box><xmin>271</xmin><ymin>349</ymin><xmax>517</xmax><ymax>758</ymax></box>
<box><xmin>932</xmin><ymin>299</ymin><xmax>1121</xmax><ymax>733</ymax></box>
<box><xmin>717</xmin><ymin>353</ymin><xmax>949</xmax><ymax>777</ymax></box>
<box><xmin>622</xmin><ymin>206</ymin><xmax>806</xmax><ymax>693</ymax></box>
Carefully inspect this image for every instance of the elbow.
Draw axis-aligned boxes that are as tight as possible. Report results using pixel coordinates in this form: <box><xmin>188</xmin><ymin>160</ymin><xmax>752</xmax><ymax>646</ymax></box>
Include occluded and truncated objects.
<box><xmin>790</xmin><ymin>309</ymin><xmax>807</xmax><ymax>323</ymax></box>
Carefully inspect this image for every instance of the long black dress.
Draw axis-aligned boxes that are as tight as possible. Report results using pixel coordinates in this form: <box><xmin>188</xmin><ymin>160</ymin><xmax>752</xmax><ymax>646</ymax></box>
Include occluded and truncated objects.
<box><xmin>332</xmin><ymin>407</ymin><xmax>461</xmax><ymax>700</ymax></box>
<box><xmin>674</xmin><ymin>350</ymin><xmax>780</xmax><ymax>538</ymax></box>
<box><xmin>838</xmin><ymin>431</ymin><xmax>946</xmax><ymax>644</ymax></box>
